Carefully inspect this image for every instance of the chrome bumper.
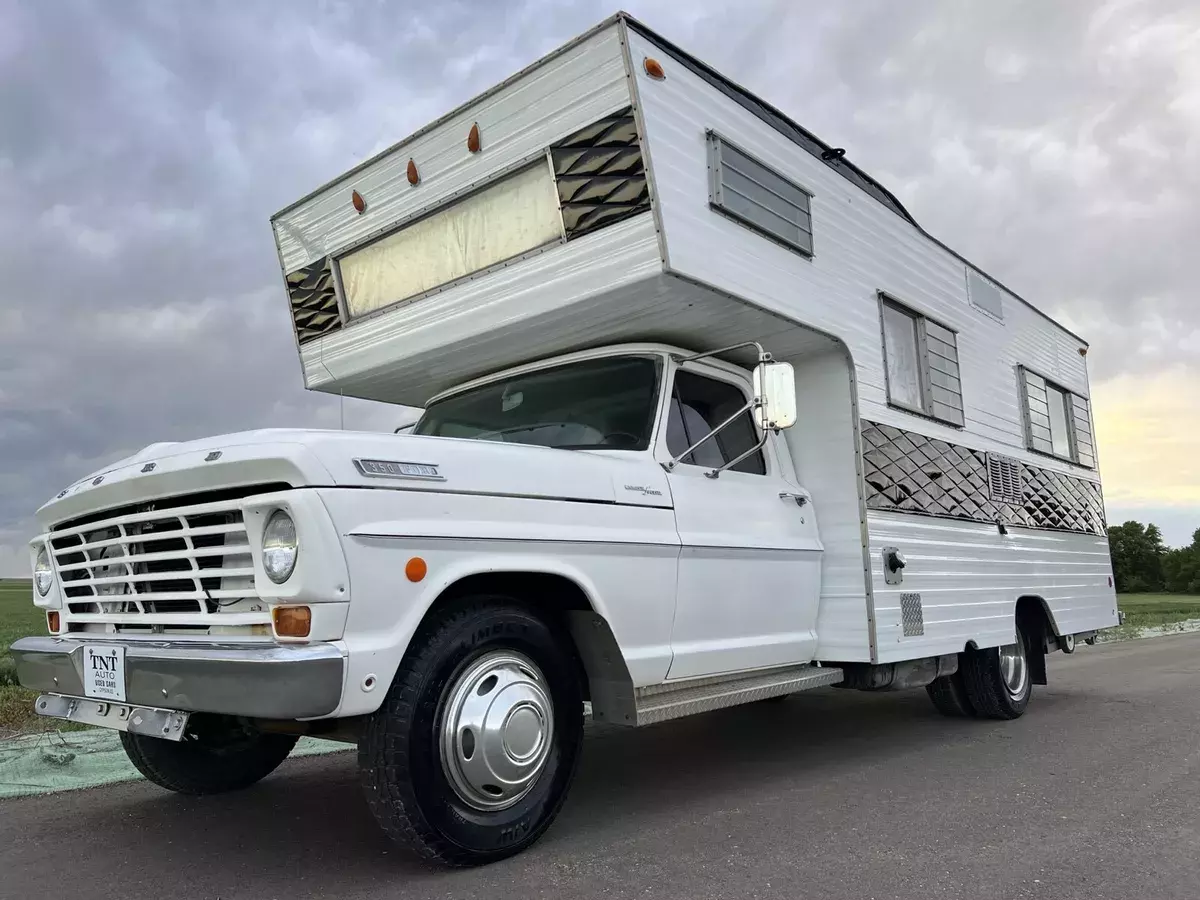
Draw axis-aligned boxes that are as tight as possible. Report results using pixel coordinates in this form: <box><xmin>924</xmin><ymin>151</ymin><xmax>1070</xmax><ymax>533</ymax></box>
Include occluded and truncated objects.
<box><xmin>10</xmin><ymin>637</ymin><xmax>345</xmax><ymax>719</ymax></box>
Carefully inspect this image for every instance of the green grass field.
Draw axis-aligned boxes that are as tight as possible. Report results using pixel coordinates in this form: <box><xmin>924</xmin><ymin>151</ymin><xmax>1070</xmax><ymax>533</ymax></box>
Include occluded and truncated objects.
<box><xmin>1</xmin><ymin>579</ymin><xmax>45</xmax><ymax>735</ymax></box>
<box><xmin>1115</xmin><ymin>593</ymin><xmax>1200</xmax><ymax>628</ymax></box>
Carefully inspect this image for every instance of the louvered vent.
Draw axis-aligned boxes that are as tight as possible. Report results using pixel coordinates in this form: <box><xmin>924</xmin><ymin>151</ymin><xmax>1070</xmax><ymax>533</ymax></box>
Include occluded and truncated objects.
<box><xmin>286</xmin><ymin>256</ymin><xmax>342</xmax><ymax>343</ymax></box>
<box><xmin>551</xmin><ymin>107</ymin><xmax>651</xmax><ymax>240</ymax></box>
<box><xmin>987</xmin><ymin>453</ymin><xmax>1024</xmax><ymax>505</ymax></box>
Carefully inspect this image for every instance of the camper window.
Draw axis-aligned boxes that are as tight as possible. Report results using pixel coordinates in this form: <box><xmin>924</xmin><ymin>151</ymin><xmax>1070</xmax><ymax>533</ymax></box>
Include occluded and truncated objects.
<box><xmin>880</xmin><ymin>296</ymin><xmax>965</xmax><ymax>427</ymax></box>
<box><xmin>1018</xmin><ymin>367</ymin><xmax>1095</xmax><ymax>467</ymax></box>
<box><xmin>707</xmin><ymin>132</ymin><xmax>813</xmax><ymax>257</ymax></box>
<box><xmin>666</xmin><ymin>371</ymin><xmax>766</xmax><ymax>475</ymax></box>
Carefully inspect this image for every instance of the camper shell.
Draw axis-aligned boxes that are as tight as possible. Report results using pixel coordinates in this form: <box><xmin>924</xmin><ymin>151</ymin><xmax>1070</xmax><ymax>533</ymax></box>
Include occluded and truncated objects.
<box><xmin>271</xmin><ymin>12</ymin><xmax>1114</xmax><ymax>666</ymax></box>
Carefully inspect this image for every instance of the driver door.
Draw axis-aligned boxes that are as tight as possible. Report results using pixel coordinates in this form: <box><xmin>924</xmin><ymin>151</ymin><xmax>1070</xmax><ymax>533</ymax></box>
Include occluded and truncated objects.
<box><xmin>659</xmin><ymin>364</ymin><xmax>822</xmax><ymax>680</ymax></box>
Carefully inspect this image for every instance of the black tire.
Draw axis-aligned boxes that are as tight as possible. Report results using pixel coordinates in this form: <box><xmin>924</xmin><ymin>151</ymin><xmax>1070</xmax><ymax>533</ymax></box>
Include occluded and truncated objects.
<box><xmin>121</xmin><ymin>716</ymin><xmax>298</xmax><ymax>795</ymax></box>
<box><xmin>358</xmin><ymin>597</ymin><xmax>584</xmax><ymax>866</ymax></box>
<box><xmin>960</xmin><ymin>629</ymin><xmax>1032</xmax><ymax>720</ymax></box>
<box><xmin>925</xmin><ymin>668</ymin><xmax>976</xmax><ymax>717</ymax></box>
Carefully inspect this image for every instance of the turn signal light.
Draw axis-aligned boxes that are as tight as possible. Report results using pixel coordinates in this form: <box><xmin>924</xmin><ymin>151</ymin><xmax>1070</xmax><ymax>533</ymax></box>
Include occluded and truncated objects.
<box><xmin>273</xmin><ymin>606</ymin><xmax>312</xmax><ymax>638</ymax></box>
<box><xmin>405</xmin><ymin>556</ymin><xmax>428</xmax><ymax>583</ymax></box>
<box><xmin>47</xmin><ymin>611</ymin><xmax>60</xmax><ymax>634</ymax></box>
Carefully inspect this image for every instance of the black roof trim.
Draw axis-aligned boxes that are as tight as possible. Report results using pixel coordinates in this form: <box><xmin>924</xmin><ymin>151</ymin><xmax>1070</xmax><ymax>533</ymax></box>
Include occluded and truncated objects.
<box><xmin>622</xmin><ymin>16</ymin><xmax>917</xmax><ymax>227</ymax></box>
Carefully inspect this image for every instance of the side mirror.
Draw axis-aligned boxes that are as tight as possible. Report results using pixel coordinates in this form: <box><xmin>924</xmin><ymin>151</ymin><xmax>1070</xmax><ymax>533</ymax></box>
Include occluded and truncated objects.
<box><xmin>753</xmin><ymin>361</ymin><xmax>797</xmax><ymax>430</ymax></box>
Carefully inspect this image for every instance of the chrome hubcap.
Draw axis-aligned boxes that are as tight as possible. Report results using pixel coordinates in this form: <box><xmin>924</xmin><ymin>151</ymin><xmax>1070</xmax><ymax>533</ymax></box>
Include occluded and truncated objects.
<box><xmin>999</xmin><ymin>636</ymin><xmax>1028</xmax><ymax>699</ymax></box>
<box><xmin>439</xmin><ymin>650</ymin><xmax>554</xmax><ymax>811</ymax></box>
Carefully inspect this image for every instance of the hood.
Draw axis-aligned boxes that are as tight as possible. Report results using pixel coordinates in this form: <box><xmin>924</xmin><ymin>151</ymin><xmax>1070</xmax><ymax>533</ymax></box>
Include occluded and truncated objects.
<box><xmin>37</xmin><ymin>428</ymin><xmax>672</xmax><ymax>529</ymax></box>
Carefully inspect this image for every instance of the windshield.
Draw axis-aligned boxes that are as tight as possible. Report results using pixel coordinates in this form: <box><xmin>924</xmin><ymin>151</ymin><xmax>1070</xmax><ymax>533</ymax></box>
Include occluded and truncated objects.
<box><xmin>414</xmin><ymin>356</ymin><xmax>662</xmax><ymax>451</ymax></box>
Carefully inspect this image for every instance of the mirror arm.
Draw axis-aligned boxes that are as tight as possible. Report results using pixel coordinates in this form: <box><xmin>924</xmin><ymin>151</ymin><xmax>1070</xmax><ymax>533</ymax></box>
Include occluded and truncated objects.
<box><xmin>705</xmin><ymin>426</ymin><xmax>770</xmax><ymax>479</ymax></box>
<box><xmin>673</xmin><ymin>341</ymin><xmax>772</xmax><ymax>366</ymax></box>
<box><xmin>663</xmin><ymin>398</ymin><xmax>759</xmax><ymax>472</ymax></box>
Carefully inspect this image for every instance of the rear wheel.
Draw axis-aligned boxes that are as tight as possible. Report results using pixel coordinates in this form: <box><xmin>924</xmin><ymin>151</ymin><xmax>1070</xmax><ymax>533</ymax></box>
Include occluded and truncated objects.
<box><xmin>925</xmin><ymin>668</ymin><xmax>975</xmax><ymax>717</ymax></box>
<box><xmin>121</xmin><ymin>715</ymin><xmax>297</xmax><ymax>795</ymax></box>
<box><xmin>358</xmin><ymin>598</ymin><xmax>584</xmax><ymax>866</ymax></box>
<box><xmin>960</xmin><ymin>629</ymin><xmax>1032</xmax><ymax>720</ymax></box>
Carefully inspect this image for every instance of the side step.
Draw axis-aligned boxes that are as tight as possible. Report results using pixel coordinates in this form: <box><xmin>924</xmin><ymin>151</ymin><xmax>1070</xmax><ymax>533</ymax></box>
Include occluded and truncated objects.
<box><xmin>632</xmin><ymin>664</ymin><xmax>843</xmax><ymax>726</ymax></box>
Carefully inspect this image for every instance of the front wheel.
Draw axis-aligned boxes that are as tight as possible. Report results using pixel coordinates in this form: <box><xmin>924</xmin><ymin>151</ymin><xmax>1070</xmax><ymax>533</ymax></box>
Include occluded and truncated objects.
<box><xmin>121</xmin><ymin>716</ymin><xmax>297</xmax><ymax>795</ymax></box>
<box><xmin>358</xmin><ymin>598</ymin><xmax>584</xmax><ymax>866</ymax></box>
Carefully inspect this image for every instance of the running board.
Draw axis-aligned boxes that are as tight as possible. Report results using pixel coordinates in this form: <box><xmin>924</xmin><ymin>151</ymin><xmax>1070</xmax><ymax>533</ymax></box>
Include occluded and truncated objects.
<box><xmin>631</xmin><ymin>664</ymin><xmax>844</xmax><ymax>726</ymax></box>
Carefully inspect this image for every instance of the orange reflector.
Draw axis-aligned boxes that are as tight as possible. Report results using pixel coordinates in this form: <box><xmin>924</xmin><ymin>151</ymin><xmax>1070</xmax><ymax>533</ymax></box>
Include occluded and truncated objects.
<box><xmin>405</xmin><ymin>557</ymin><xmax>427</xmax><ymax>583</ymax></box>
<box><xmin>407</xmin><ymin>158</ymin><xmax>420</xmax><ymax>185</ymax></box>
<box><xmin>351</xmin><ymin>189</ymin><xmax>366</xmax><ymax>213</ymax></box>
<box><xmin>643</xmin><ymin>57</ymin><xmax>665</xmax><ymax>79</ymax></box>
<box><xmin>467</xmin><ymin>122</ymin><xmax>481</xmax><ymax>153</ymax></box>
<box><xmin>47</xmin><ymin>611</ymin><xmax>60</xmax><ymax>634</ymax></box>
<box><xmin>273</xmin><ymin>606</ymin><xmax>312</xmax><ymax>638</ymax></box>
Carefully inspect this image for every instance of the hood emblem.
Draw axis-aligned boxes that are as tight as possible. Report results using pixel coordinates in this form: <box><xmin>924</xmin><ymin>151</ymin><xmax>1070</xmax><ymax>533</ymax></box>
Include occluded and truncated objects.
<box><xmin>141</xmin><ymin>462</ymin><xmax>156</xmax><ymax>473</ymax></box>
<box><xmin>92</xmin><ymin>475</ymin><xmax>104</xmax><ymax>486</ymax></box>
<box><xmin>204</xmin><ymin>451</ymin><xmax>222</xmax><ymax>462</ymax></box>
<box><xmin>354</xmin><ymin>459</ymin><xmax>444</xmax><ymax>481</ymax></box>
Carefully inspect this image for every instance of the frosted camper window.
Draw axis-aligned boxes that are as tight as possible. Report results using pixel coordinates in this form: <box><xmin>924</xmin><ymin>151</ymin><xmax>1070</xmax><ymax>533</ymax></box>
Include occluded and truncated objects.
<box><xmin>707</xmin><ymin>133</ymin><xmax>813</xmax><ymax>256</ymax></box>
<box><xmin>880</xmin><ymin>296</ymin><xmax>964</xmax><ymax>427</ymax></box>
<box><xmin>1018</xmin><ymin>367</ymin><xmax>1095</xmax><ymax>467</ymax></box>
<box><xmin>337</xmin><ymin>162</ymin><xmax>563</xmax><ymax>318</ymax></box>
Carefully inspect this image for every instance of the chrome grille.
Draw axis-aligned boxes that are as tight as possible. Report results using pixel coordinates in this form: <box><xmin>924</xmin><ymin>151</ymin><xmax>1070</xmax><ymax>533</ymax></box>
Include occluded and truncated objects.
<box><xmin>50</xmin><ymin>498</ymin><xmax>258</xmax><ymax>620</ymax></box>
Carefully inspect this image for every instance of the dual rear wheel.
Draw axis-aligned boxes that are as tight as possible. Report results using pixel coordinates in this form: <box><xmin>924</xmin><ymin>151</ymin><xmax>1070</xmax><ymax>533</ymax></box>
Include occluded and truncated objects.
<box><xmin>926</xmin><ymin>628</ymin><xmax>1032</xmax><ymax>720</ymax></box>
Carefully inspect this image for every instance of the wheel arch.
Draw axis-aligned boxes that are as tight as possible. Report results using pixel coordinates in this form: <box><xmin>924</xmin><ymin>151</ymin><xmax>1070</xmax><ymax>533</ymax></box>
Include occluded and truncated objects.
<box><xmin>407</xmin><ymin>565</ymin><xmax>637</xmax><ymax>725</ymax></box>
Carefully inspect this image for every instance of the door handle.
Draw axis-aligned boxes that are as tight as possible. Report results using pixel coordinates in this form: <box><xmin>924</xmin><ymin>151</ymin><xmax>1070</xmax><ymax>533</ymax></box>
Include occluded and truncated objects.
<box><xmin>779</xmin><ymin>491</ymin><xmax>808</xmax><ymax>508</ymax></box>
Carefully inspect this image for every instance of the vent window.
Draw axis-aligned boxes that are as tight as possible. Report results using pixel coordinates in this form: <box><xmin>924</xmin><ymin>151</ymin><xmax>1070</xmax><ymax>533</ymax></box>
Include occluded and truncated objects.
<box><xmin>707</xmin><ymin>132</ymin><xmax>813</xmax><ymax>256</ymax></box>
<box><xmin>987</xmin><ymin>454</ymin><xmax>1024</xmax><ymax>505</ymax></box>
<box><xmin>879</xmin><ymin>295</ymin><xmax>964</xmax><ymax>427</ymax></box>
<box><xmin>1018</xmin><ymin>367</ymin><xmax>1095</xmax><ymax>468</ymax></box>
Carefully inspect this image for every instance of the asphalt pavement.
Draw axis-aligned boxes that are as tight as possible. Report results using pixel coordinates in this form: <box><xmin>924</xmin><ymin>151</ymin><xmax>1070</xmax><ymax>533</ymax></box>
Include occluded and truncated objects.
<box><xmin>3</xmin><ymin>633</ymin><xmax>1198</xmax><ymax>900</ymax></box>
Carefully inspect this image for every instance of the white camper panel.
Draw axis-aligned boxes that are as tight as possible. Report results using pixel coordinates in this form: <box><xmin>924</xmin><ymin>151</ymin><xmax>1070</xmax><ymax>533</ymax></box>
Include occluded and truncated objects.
<box><xmin>868</xmin><ymin>513</ymin><xmax>1118</xmax><ymax>660</ymax></box>
<box><xmin>271</xmin><ymin>21</ymin><xmax>659</xmax><ymax>400</ymax></box>
<box><xmin>626</xmin><ymin>27</ymin><xmax>1092</xmax><ymax>473</ymax></box>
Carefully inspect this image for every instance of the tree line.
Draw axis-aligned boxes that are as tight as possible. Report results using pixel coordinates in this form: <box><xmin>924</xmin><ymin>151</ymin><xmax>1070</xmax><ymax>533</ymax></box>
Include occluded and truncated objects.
<box><xmin>1107</xmin><ymin>522</ymin><xmax>1200</xmax><ymax>594</ymax></box>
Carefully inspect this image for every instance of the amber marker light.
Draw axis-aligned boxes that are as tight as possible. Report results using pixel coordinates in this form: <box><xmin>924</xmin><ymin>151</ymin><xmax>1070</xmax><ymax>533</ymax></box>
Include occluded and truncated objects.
<box><xmin>351</xmin><ymin>189</ymin><xmax>366</xmax><ymax>213</ymax></box>
<box><xmin>47</xmin><ymin>611</ymin><xmax>60</xmax><ymax>634</ymax></box>
<box><xmin>643</xmin><ymin>57</ymin><xmax>665</xmax><ymax>79</ymax></box>
<box><xmin>407</xmin><ymin>158</ymin><xmax>420</xmax><ymax>185</ymax></box>
<box><xmin>467</xmin><ymin>122</ymin><xmax>482</xmax><ymax>153</ymax></box>
<box><xmin>273</xmin><ymin>606</ymin><xmax>312</xmax><ymax>639</ymax></box>
<box><xmin>405</xmin><ymin>557</ymin><xmax>428</xmax><ymax>583</ymax></box>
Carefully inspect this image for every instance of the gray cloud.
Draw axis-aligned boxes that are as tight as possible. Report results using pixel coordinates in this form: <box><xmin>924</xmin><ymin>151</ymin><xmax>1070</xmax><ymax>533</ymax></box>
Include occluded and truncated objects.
<box><xmin>2</xmin><ymin>0</ymin><xmax>1198</xmax><ymax>569</ymax></box>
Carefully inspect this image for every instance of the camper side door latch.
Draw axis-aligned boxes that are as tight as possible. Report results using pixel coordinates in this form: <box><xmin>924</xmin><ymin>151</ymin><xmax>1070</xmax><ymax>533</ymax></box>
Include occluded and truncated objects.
<box><xmin>883</xmin><ymin>547</ymin><xmax>906</xmax><ymax>585</ymax></box>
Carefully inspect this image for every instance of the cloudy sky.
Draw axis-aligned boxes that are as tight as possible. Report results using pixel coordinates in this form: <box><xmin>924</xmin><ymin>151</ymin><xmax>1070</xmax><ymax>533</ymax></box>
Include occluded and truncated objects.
<box><xmin>1</xmin><ymin>0</ymin><xmax>1197</xmax><ymax>573</ymax></box>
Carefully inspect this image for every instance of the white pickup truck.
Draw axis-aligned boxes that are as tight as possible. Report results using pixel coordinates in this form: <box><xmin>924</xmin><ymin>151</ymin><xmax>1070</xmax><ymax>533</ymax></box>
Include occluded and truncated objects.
<box><xmin>13</xmin><ymin>12</ymin><xmax>1117</xmax><ymax>866</ymax></box>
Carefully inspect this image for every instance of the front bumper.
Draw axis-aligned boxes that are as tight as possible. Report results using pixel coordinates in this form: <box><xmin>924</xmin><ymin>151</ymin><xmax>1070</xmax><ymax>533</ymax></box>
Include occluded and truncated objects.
<box><xmin>10</xmin><ymin>637</ymin><xmax>345</xmax><ymax>719</ymax></box>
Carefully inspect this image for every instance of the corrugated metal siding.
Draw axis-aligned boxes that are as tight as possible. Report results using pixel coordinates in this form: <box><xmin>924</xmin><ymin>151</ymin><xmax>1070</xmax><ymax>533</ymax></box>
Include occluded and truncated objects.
<box><xmin>868</xmin><ymin>511</ymin><xmax>1117</xmax><ymax>662</ymax></box>
<box><xmin>627</xmin><ymin>28</ymin><xmax>1096</xmax><ymax>480</ymax></box>
<box><xmin>784</xmin><ymin>351</ymin><xmax>873</xmax><ymax>662</ymax></box>
<box><xmin>273</xmin><ymin>25</ymin><xmax>630</xmax><ymax>273</ymax></box>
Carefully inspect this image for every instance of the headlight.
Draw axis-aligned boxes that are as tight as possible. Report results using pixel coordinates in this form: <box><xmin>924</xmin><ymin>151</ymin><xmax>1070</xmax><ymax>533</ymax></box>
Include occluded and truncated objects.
<box><xmin>34</xmin><ymin>545</ymin><xmax>54</xmax><ymax>597</ymax></box>
<box><xmin>262</xmin><ymin>510</ymin><xmax>299</xmax><ymax>584</ymax></box>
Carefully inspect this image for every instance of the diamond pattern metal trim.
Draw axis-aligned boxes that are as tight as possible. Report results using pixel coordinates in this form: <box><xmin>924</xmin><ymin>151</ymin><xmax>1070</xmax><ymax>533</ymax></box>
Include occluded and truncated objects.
<box><xmin>900</xmin><ymin>592</ymin><xmax>925</xmax><ymax>637</ymax></box>
<box><xmin>551</xmin><ymin>107</ymin><xmax>651</xmax><ymax>240</ymax></box>
<box><xmin>286</xmin><ymin>256</ymin><xmax>341</xmax><ymax>344</ymax></box>
<box><xmin>862</xmin><ymin>421</ymin><xmax>1105</xmax><ymax>535</ymax></box>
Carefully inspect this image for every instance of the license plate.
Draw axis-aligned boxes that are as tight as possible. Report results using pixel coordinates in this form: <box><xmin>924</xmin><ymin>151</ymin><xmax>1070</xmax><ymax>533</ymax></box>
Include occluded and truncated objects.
<box><xmin>82</xmin><ymin>645</ymin><xmax>127</xmax><ymax>702</ymax></box>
